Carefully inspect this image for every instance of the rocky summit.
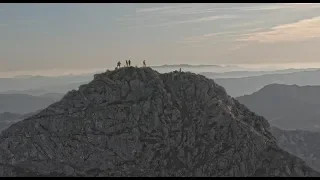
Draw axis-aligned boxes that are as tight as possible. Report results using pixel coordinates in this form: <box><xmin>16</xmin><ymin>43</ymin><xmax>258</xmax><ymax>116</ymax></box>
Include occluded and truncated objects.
<box><xmin>0</xmin><ymin>67</ymin><xmax>318</xmax><ymax>177</ymax></box>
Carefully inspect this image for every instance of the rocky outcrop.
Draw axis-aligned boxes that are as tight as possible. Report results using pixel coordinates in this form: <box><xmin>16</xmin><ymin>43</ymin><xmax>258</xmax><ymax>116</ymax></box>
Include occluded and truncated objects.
<box><xmin>272</xmin><ymin>127</ymin><xmax>320</xmax><ymax>172</ymax></box>
<box><xmin>0</xmin><ymin>67</ymin><xmax>318</xmax><ymax>177</ymax></box>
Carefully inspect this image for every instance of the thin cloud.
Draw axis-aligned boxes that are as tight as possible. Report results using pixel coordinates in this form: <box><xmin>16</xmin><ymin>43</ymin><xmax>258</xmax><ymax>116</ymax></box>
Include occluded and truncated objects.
<box><xmin>138</xmin><ymin>3</ymin><xmax>320</xmax><ymax>16</ymax></box>
<box><xmin>226</xmin><ymin>20</ymin><xmax>266</xmax><ymax>28</ymax></box>
<box><xmin>116</xmin><ymin>4</ymin><xmax>216</xmax><ymax>26</ymax></box>
<box><xmin>239</xmin><ymin>3</ymin><xmax>320</xmax><ymax>11</ymax></box>
<box><xmin>134</xmin><ymin>4</ymin><xmax>234</xmax><ymax>19</ymax></box>
<box><xmin>135</xmin><ymin>3</ymin><xmax>318</xmax><ymax>16</ymax></box>
<box><xmin>240</xmin><ymin>4</ymin><xmax>316</xmax><ymax>11</ymax></box>
<box><xmin>179</xmin><ymin>32</ymin><xmax>234</xmax><ymax>44</ymax></box>
<box><xmin>227</xmin><ymin>43</ymin><xmax>250</xmax><ymax>51</ymax></box>
<box><xmin>237</xmin><ymin>16</ymin><xmax>320</xmax><ymax>43</ymax></box>
<box><xmin>180</xmin><ymin>28</ymin><xmax>263</xmax><ymax>44</ymax></box>
<box><xmin>137</xmin><ymin>15</ymin><xmax>237</xmax><ymax>28</ymax></box>
<box><xmin>136</xmin><ymin>4</ymin><xmax>196</xmax><ymax>13</ymax></box>
<box><xmin>173</xmin><ymin>15</ymin><xmax>235</xmax><ymax>24</ymax></box>
<box><xmin>120</xmin><ymin>3</ymin><xmax>320</xmax><ymax>22</ymax></box>
<box><xmin>118</xmin><ymin>3</ymin><xmax>320</xmax><ymax>29</ymax></box>
<box><xmin>136</xmin><ymin>6</ymin><xmax>177</xmax><ymax>13</ymax></box>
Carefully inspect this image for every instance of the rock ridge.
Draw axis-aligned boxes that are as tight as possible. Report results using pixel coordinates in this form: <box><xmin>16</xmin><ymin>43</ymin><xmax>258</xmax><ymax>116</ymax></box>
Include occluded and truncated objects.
<box><xmin>0</xmin><ymin>67</ymin><xmax>318</xmax><ymax>177</ymax></box>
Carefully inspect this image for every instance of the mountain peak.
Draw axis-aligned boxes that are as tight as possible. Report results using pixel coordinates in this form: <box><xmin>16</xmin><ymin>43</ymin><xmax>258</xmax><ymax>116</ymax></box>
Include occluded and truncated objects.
<box><xmin>0</xmin><ymin>67</ymin><xmax>318</xmax><ymax>176</ymax></box>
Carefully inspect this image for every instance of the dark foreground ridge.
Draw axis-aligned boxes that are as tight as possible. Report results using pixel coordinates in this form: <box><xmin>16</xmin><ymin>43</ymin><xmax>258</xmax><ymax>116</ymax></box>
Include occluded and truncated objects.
<box><xmin>0</xmin><ymin>67</ymin><xmax>319</xmax><ymax>177</ymax></box>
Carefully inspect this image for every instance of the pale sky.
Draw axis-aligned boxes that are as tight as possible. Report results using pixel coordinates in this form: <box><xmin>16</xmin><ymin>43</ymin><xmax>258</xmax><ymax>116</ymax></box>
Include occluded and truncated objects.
<box><xmin>1</xmin><ymin>3</ymin><xmax>320</xmax><ymax>73</ymax></box>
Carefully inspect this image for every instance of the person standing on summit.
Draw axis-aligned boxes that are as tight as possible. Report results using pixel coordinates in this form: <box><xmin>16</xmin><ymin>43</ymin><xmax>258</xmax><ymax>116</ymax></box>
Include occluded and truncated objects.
<box><xmin>125</xmin><ymin>60</ymin><xmax>128</xmax><ymax>67</ymax></box>
<box><xmin>143</xmin><ymin>60</ymin><xmax>146</xmax><ymax>67</ymax></box>
<box><xmin>128</xmin><ymin>59</ymin><xmax>131</xmax><ymax>67</ymax></box>
<box><xmin>117</xmin><ymin>61</ymin><xmax>121</xmax><ymax>68</ymax></box>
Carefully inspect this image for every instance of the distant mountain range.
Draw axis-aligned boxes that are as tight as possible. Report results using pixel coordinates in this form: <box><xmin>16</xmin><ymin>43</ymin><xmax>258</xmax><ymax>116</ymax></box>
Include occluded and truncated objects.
<box><xmin>215</xmin><ymin>69</ymin><xmax>320</xmax><ymax>97</ymax></box>
<box><xmin>236</xmin><ymin>84</ymin><xmax>320</xmax><ymax>132</ymax></box>
<box><xmin>0</xmin><ymin>74</ymin><xmax>93</xmax><ymax>93</ymax></box>
<box><xmin>0</xmin><ymin>111</ymin><xmax>38</xmax><ymax>132</ymax></box>
<box><xmin>3</xmin><ymin>67</ymin><xmax>320</xmax><ymax>97</ymax></box>
<box><xmin>0</xmin><ymin>112</ymin><xmax>21</xmax><ymax>121</ymax></box>
<box><xmin>150</xmin><ymin>64</ymin><xmax>249</xmax><ymax>74</ymax></box>
<box><xmin>201</xmin><ymin>68</ymin><xmax>319</xmax><ymax>79</ymax></box>
<box><xmin>0</xmin><ymin>93</ymin><xmax>62</xmax><ymax>114</ymax></box>
<box><xmin>234</xmin><ymin>83</ymin><xmax>320</xmax><ymax>172</ymax></box>
<box><xmin>0</xmin><ymin>81</ymin><xmax>88</xmax><ymax>96</ymax></box>
<box><xmin>151</xmin><ymin>64</ymin><xmax>225</xmax><ymax>68</ymax></box>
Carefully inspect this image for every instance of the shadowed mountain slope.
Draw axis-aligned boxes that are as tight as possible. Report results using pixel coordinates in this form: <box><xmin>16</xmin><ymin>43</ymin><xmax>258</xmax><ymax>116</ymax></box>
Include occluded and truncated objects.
<box><xmin>0</xmin><ymin>67</ymin><xmax>318</xmax><ymax>177</ymax></box>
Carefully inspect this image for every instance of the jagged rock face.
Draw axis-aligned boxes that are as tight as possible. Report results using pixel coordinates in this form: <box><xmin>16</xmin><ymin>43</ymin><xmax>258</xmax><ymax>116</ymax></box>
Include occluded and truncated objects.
<box><xmin>0</xmin><ymin>67</ymin><xmax>318</xmax><ymax>177</ymax></box>
<box><xmin>272</xmin><ymin>127</ymin><xmax>320</xmax><ymax>172</ymax></box>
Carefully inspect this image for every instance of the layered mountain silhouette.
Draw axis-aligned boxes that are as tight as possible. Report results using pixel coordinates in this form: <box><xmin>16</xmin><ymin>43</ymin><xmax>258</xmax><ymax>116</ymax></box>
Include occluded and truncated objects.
<box><xmin>0</xmin><ymin>111</ymin><xmax>38</xmax><ymax>132</ymax></box>
<box><xmin>151</xmin><ymin>64</ymin><xmax>223</xmax><ymax>68</ymax></box>
<box><xmin>0</xmin><ymin>67</ymin><xmax>318</xmax><ymax>176</ymax></box>
<box><xmin>0</xmin><ymin>94</ymin><xmax>62</xmax><ymax>114</ymax></box>
<box><xmin>3</xmin><ymin>67</ymin><xmax>320</xmax><ymax>98</ymax></box>
<box><xmin>0</xmin><ymin>112</ymin><xmax>21</xmax><ymax>121</ymax></box>
<box><xmin>236</xmin><ymin>84</ymin><xmax>320</xmax><ymax>131</ymax></box>
<box><xmin>0</xmin><ymin>74</ymin><xmax>93</xmax><ymax>95</ymax></box>
<box><xmin>201</xmin><ymin>68</ymin><xmax>318</xmax><ymax>79</ymax></box>
<box><xmin>215</xmin><ymin>70</ymin><xmax>320</xmax><ymax>97</ymax></box>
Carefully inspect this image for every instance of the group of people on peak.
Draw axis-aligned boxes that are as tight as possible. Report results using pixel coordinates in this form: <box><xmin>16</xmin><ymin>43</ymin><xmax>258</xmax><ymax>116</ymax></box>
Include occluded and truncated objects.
<box><xmin>116</xmin><ymin>60</ymin><xmax>147</xmax><ymax>69</ymax></box>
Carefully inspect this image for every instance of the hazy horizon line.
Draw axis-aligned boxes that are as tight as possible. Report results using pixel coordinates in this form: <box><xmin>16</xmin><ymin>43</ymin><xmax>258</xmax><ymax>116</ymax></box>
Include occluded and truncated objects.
<box><xmin>1</xmin><ymin>62</ymin><xmax>320</xmax><ymax>78</ymax></box>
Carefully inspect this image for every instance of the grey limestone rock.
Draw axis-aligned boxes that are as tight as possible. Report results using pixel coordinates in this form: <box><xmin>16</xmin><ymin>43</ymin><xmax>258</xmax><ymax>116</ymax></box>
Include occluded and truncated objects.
<box><xmin>0</xmin><ymin>67</ymin><xmax>318</xmax><ymax>177</ymax></box>
<box><xmin>272</xmin><ymin>126</ymin><xmax>320</xmax><ymax>172</ymax></box>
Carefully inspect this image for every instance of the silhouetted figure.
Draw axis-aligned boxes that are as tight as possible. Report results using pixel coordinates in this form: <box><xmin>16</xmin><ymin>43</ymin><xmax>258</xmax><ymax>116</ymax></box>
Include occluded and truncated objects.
<box><xmin>125</xmin><ymin>60</ymin><xmax>128</xmax><ymax>67</ymax></box>
<box><xmin>128</xmin><ymin>60</ymin><xmax>131</xmax><ymax>67</ymax></box>
<box><xmin>143</xmin><ymin>60</ymin><xmax>146</xmax><ymax>67</ymax></box>
<box><xmin>117</xmin><ymin>61</ymin><xmax>121</xmax><ymax>68</ymax></box>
